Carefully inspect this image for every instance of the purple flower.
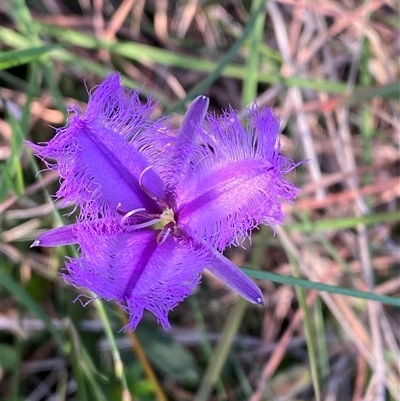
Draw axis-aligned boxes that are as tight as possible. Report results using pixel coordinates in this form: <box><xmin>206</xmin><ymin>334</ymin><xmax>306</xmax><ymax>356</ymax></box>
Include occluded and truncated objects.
<box><xmin>30</xmin><ymin>73</ymin><xmax>300</xmax><ymax>330</ymax></box>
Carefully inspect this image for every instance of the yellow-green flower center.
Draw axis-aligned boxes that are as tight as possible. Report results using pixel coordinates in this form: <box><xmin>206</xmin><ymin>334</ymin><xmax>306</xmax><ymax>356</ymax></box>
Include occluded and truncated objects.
<box><xmin>152</xmin><ymin>208</ymin><xmax>175</xmax><ymax>230</ymax></box>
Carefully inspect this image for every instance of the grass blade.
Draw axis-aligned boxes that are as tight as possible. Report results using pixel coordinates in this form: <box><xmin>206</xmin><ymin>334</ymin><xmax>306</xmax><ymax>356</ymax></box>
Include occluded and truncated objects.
<box><xmin>0</xmin><ymin>45</ymin><xmax>62</xmax><ymax>69</ymax></box>
<box><xmin>287</xmin><ymin>251</ymin><xmax>321</xmax><ymax>400</ymax></box>
<box><xmin>242</xmin><ymin>268</ymin><xmax>400</xmax><ymax>307</ymax></box>
<box><xmin>0</xmin><ymin>268</ymin><xmax>68</xmax><ymax>352</ymax></box>
<box><xmin>242</xmin><ymin>0</ymin><xmax>267</xmax><ymax>105</ymax></box>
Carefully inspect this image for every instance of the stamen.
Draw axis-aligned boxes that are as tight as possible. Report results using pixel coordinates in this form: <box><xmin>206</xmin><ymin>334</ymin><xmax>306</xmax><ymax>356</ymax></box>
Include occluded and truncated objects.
<box><xmin>120</xmin><ymin>207</ymin><xmax>162</xmax><ymax>230</ymax></box>
<box><xmin>157</xmin><ymin>227</ymin><xmax>172</xmax><ymax>245</ymax></box>
<box><xmin>156</xmin><ymin>221</ymin><xmax>175</xmax><ymax>245</ymax></box>
<box><xmin>123</xmin><ymin>218</ymin><xmax>163</xmax><ymax>231</ymax></box>
<box><xmin>139</xmin><ymin>166</ymin><xmax>169</xmax><ymax>208</ymax></box>
<box><xmin>117</xmin><ymin>179</ymin><xmax>176</xmax><ymax>237</ymax></box>
<box><xmin>116</xmin><ymin>203</ymin><xmax>148</xmax><ymax>217</ymax></box>
<box><xmin>120</xmin><ymin>207</ymin><xmax>146</xmax><ymax>225</ymax></box>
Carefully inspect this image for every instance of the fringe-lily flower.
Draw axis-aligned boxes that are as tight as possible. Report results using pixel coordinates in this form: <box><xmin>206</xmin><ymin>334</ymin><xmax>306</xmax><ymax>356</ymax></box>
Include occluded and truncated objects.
<box><xmin>30</xmin><ymin>73</ymin><xmax>300</xmax><ymax>330</ymax></box>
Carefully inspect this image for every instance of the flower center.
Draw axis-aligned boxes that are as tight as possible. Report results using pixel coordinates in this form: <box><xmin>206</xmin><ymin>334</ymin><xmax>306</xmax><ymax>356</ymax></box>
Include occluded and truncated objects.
<box><xmin>152</xmin><ymin>208</ymin><xmax>175</xmax><ymax>230</ymax></box>
<box><xmin>117</xmin><ymin>167</ymin><xmax>177</xmax><ymax>245</ymax></box>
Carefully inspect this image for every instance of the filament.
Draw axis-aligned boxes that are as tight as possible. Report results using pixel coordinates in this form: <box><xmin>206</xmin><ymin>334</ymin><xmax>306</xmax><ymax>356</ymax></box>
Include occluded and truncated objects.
<box><xmin>120</xmin><ymin>207</ymin><xmax>163</xmax><ymax>231</ymax></box>
<box><xmin>157</xmin><ymin>228</ymin><xmax>171</xmax><ymax>245</ymax></box>
<box><xmin>120</xmin><ymin>208</ymin><xmax>147</xmax><ymax>226</ymax></box>
<box><xmin>123</xmin><ymin>218</ymin><xmax>163</xmax><ymax>231</ymax></box>
<box><xmin>139</xmin><ymin>166</ymin><xmax>169</xmax><ymax>209</ymax></box>
<box><xmin>118</xmin><ymin>170</ymin><xmax>176</xmax><ymax>241</ymax></box>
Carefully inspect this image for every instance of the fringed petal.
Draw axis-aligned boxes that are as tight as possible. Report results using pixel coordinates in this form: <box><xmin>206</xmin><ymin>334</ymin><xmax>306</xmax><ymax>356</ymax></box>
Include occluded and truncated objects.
<box><xmin>137</xmin><ymin>96</ymin><xmax>209</xmax><ymax>191</ymax></box>
<box><xmin>65</xmin><ymin>224</ymin><xmax>206</xmax><ymax>330</ymax></box>
<box><xmin>29</xmin><ymin>73</ymin><xmax>165</xmax><ymax>219</ymax></box>
<box><xmin>84</xmin><ymin>72</ymin><xmax>157</xmax><ymax>141</ymax></box>
<box><xmin>176</xmin><ymin>107</ymin><xmax>301</xmax><ymax>250</ymax></box>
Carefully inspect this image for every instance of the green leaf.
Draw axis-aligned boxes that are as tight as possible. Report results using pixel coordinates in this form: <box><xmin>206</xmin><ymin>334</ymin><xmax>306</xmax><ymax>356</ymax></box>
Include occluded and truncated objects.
<box><xmin>242</xmin><ymin>268</ymin><xmax>400</xmax><ymax>307</ymax></box>
<box><xmin>0</xmin><ymin>268</ymin><xmax>69</xmax><ymax>352</ymax></box>
<box><xmin>287</xmin><ymin>211</ymin><xmax>400</xmax><ymax>232</ymax></box>
<box><xmin>0</xmin><ymin>45</ymin><xmax>62</xmax><ymax>70</ymax></box>
<box><xmin>67</xmin><ymin>322</ymin><xmax>108</xmax><ymax>401</ymax></box>
<box><xmin>0</xmin><ymin>25</ymin><xmax>354</xmax><ymax>95</ymax></box>
<box><xmin>242</xmin><ymin>0</ymin><xmax>266</xmax><ymax>105</ymax></box>
<box><xmin>287</xmin><ymin>252</ymin><xmax>322</xmax><ymax>400</ymax></box>
<box><xmin>2</xmin><ymin>106</ymin><xmax>25</xmax><ymax>197</ymax></box>
<box><xmin>137</xmin><ymin>324</ymin><xmax>200</xmax><ymax>384</ymax></box>
<box><xmin>344</xmin><ymin>80</ymin><xmax>400</xmax><ymax>105</ymax></box>
<box><xmin>0</xmin><ymin>344</ymin><xmax>19</xmax><ymax>371</ymax></box>
<box><xmin>194</xmin><ymin>299</ymin><xmax>247</xmax><ymax>401</ymax></box>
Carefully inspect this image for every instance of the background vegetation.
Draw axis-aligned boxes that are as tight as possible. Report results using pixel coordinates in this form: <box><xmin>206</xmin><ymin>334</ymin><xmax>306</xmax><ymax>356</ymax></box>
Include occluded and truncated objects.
<box><xmin>1</xmin><ymin>0</ymin><xmax>399</xmax><ymax>400</ymax></box>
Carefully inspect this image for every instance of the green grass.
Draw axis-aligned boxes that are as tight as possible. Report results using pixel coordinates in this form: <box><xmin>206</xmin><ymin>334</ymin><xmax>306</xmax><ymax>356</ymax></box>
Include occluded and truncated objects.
<box><xmin>1</xmin><ymin>1</ymin><xmax>399</xmax><ymax>400</ymax></box>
